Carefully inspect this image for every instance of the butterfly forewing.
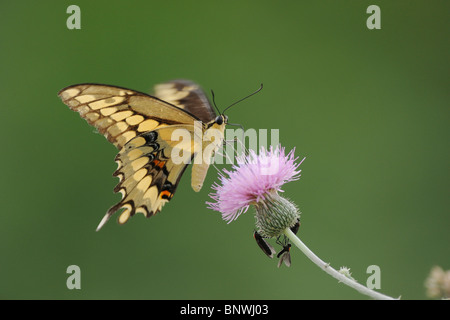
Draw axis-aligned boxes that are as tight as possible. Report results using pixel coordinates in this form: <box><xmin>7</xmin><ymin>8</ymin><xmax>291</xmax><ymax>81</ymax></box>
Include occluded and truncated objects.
<box><xmin>96</xmin><ymin>125</ymin><xmax>199</xmax><ymax>230</ymax></box>
<box><xmin>58</xmin><ymin>84</ymin><xmax>199</xmax><ymax>150</ymax></box>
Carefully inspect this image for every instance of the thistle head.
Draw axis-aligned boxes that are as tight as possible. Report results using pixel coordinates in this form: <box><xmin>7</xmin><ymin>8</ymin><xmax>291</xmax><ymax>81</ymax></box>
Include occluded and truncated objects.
<box><xmin>207</xmin><ymin>146</ymin><xmax>305</xmax><ymax>238</ymax></box>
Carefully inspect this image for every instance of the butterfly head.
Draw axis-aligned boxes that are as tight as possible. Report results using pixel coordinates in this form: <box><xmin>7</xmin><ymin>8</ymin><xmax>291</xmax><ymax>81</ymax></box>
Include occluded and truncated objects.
<box><xmin>215</xmin><ymin>114</ymin><xmax>228</xmax><ymax>126</ymax></box>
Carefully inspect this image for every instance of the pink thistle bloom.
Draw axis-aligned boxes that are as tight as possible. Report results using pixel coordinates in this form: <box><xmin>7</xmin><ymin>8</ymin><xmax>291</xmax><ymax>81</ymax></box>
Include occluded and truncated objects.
<box><xmin>207</xmin><ymin>146</ymin><xmax>305</xmax><ymax>223</ymax></box>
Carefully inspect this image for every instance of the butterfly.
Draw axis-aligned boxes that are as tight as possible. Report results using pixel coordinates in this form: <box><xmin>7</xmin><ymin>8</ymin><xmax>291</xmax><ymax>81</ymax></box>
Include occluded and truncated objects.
<box><xmin>59</xmin><ymin>80</ymin><xmax>249</xmax><ymax>231</ymax></box>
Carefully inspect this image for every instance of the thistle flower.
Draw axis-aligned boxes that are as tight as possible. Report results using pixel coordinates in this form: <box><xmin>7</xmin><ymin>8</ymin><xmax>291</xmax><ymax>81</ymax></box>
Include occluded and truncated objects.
<box><xmin>207</xmin><ymin>146</ymin><xmax>305</xmax><ymax>238</ymax></box>
<box><xmin>207</xmin><ymin>144</ymin><xmax>397</xmax><ymax>300</ymax></box>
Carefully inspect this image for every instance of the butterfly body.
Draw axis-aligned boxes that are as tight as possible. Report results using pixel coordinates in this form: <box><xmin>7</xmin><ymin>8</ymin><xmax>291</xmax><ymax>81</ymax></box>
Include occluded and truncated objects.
<box><xmin>191</xmin><ymin>115</ymin><xmax>227</xmax><ymax>192</ymax></box>
<box><xmin>58</xmin><ymin>80</ymin><xmax>225</xmax><ymax>230</ymax></box>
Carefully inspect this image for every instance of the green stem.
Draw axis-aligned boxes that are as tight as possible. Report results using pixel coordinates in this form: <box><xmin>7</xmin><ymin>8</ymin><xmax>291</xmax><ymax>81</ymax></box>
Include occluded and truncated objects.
<box><xmin>284</xmin><ymin>228</ymin><xmax>397</xmax><ymax>300</ymax></box>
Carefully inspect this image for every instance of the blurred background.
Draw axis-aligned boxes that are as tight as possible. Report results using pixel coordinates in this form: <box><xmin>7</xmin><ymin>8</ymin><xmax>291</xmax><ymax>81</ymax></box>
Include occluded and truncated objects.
<box><xmin>0</xmin><ymin>1</ymin><xmax>448</xmax><ymax>299</ymax></box>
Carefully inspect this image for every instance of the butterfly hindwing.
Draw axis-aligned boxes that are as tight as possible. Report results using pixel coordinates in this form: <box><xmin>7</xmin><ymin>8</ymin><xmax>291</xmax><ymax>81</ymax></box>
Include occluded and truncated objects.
<box><xmin>96</xmin><ymin>125</ymin><xmax>199</xmax><ymax>230</ymax></box>
<box><xmin>153</xmin><ymin>79</ymin><xmax>217</xmax><ymax>123</ymax></box>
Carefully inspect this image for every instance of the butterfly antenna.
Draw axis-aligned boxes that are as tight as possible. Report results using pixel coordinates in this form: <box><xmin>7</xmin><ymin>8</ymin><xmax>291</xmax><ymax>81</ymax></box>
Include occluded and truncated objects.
<box><xmin>222</xmin><ymin>83</ymin><xmax>263</xmax><ymax>114</ymax></box>
<box><xmin>210</xmin><ymin>89</ymin><xmax>222</xmax><ymax>115</ymax></box>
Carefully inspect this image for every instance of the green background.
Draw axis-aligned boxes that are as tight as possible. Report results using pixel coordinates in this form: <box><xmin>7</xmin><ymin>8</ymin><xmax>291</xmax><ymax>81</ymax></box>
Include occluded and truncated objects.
<box><xmin>0</xmin><ymin>1</ymin><xmax>448</xmax><ymax>300</ymax></box>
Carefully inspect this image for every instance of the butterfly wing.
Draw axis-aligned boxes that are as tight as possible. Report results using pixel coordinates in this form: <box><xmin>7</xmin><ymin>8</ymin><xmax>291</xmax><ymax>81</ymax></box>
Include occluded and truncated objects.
<box><xmin>153</xmin><ymin>79</ymin><xmax>217</xmax><ymax>123</ymax></box>
<box><xmin>96</xmin><ymin>125</ymin><xmax>200</xmax><ymax>230</ymax></box>
<box><xmin>58</xmin><ymin>83</ymin><xmax>200</xmax><ymax>149</ymax></box>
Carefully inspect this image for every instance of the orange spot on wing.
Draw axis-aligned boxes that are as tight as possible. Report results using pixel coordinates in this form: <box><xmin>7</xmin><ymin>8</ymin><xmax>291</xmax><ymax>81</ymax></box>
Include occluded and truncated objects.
<box><xmin>160</xmin><ymin>190</ymin><xmax>172</xmax><ymax>199</ymax></box>
<box><xmin>152</xmin><ymin>159</ymin><xmax>166</xmax><ymax>169</ymax></box>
